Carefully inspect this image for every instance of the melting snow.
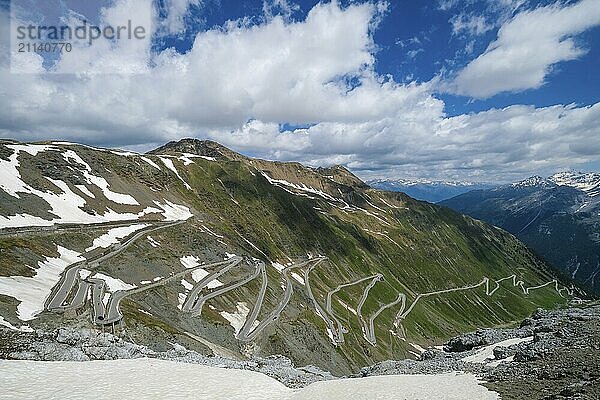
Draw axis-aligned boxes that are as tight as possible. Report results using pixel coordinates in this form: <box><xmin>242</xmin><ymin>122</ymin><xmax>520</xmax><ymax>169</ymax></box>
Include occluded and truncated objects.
<box><xmin>147</xmin><ymin>236</ymin><xmax>160</xmax><ymax>247</ymax></box>
<box><xmin>409</xmin><ymin>343</ymin><xmax>426</xmax><ymax>354</ymax></box>
<box><xmin>159</xmin><ymin>157</ymin><xmax>191</xmax><ymax>190</ymax></box>
<box><xmin>271</xmin><ymin>262</ymin><xmax>285</xmax><ymax>273</ymax></box>
<box><xmin>140</xmin><ymin>156</ymin><xmax>161</xmax><ymax>170</ymax></box>
<box><xmin>0</xmin><ymin>316</ymin><xmax>33</xmax><ymax>332</ymax></box>
<box><xmin>0</xmin><ymin>359</ymin><xmax>500</xmax><ymax>399</ymax></box>
<box><xmin>461</xmin><ymin>337</ymin><xmax>533</xmax><ymax>364</ymax></box>
<box><xmin>62</xmin><ymin>150</ymin><xmax>139</xmax><ymax>205</ymax></box>
<box><xmin>180</xmin><ymin>256</ymin><xmax>223</xmax><ymax>288</ymax></box>
<box><xmin>85</xmin><ymin>224</ymin><xmax>149</xmax><ymax>252</ymax></box>
<box><xmin>191</xmin><ymin>269</ymin><xmax>223</xmax><ymax>289</ymax></box>
<box><xmin>154</xmin><ymin>200</ymin><xmax>193</xmax><ymax>221</ymax></box>
<box><xmin>291</xmin><ymin>272</ymin><xmax>305</xmax><ymax>285</ymax></box>
<box><xmin>260</xmin><ymin>172</ymin><xmax>338</xmax><ymax>202</ymax></box>
<box><xmin>0</xmin><ymin>246</ymin><xmax>84</xmax><ymax>320</ymax></box>
<box><xmin>180</xmin><ymin>256</ymin><xmax>201</xmax><ymax>269</ymax></box>
<box><xmin>91</xmin><ymin>273</ymin><xmax>136</xmax><ymax>292</ymax></box>
<box><xmin>181</xmin><ymin>279</ymin><xmax>193</xmax><ymax>290</ymax></box>
<box><xmin>219</xmin><ymin>302</ymin><xmax>254</xmax><ymax>335</ymax></box>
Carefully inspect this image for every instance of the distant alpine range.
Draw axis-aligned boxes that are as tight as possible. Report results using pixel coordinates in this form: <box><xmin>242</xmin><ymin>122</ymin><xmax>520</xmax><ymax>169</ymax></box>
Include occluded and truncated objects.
<box><xmin>368</xmin><ymin>179</ymin><xmax>494</xmax><ymax>203</ymax></box>
<box><xmin>441</xmin><ymin>171</ymin><xmax>600</xmax><ymax>295</ymax></box>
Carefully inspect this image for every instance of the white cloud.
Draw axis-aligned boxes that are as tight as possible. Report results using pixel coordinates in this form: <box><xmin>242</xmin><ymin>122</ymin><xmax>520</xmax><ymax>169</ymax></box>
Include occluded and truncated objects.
<box><xmin>450</xmin><ymin>0</ymin><xmax>600</xmax><ymax>98</ymax></box>
<box><xmin>213</xmin><ymin>101</ymin><xmax>600</xmax><ymax>182</ymax></box>
<box><xmin>262</xmin><ymin>0</ymin><xmax>300</xmax><ymax>21</ymax></box>
<box><xmin>161</xmin><ymin>0</ymin><xmax>203</xmax><ymax>34</ymax></box>
<box><xmin>1</xmin><ymin>0</ymin><xmax>599</xmax><ymax>183</ymax></box>
<box><xmin>450</xmin><ymin>14</ymin><xmax>492</xmax><ymax>36</ymax></box>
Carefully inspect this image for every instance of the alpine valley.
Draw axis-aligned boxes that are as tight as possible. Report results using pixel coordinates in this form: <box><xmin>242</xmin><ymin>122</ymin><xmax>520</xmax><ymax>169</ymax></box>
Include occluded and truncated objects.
<box><xmin>441</xmin><ymin>172</ymin><xmax>600</xmax><ymax>296</ymax></box>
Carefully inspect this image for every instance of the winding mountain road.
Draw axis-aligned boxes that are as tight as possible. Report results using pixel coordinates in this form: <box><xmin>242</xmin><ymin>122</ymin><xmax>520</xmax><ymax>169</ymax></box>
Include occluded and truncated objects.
<box><xmin>47</xmin><ymin>220</ymin><xmax>185</xmax><ymax>312</ymax></box>
<box><xmin>42</xmin><ymin>217</ymin><xmax>574</xmax><ymax>347</ymax></box>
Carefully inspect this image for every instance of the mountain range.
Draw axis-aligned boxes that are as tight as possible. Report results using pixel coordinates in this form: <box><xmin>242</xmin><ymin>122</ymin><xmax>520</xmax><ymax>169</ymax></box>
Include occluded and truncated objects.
<box><xmin>367</xmin><ymin>179</ymin><xmax>494</xmax><ymax>203</ymax></box>
<box><xmin>441</xmin><ymin>171</ymin><xmax>600</xmax><ymax>295</ymax></box>
<box><xmin>0</xmin><ymin>139</ymin><xmax>575</xmax><ymax>374</ymax></box>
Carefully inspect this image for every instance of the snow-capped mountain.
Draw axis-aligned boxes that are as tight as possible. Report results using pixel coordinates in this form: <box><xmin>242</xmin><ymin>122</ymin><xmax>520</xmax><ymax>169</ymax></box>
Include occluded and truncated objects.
<box><xmin>549</xmin><ymin>171</ymin><xmax>600</xmax><ymax>197</ymax></box>
<box><xmin>442</xmin><ymin>171</ymin><xmax>600</xmax><ymax>294</ymax></box>
<box><xmin>368</xmin><ymin>178</ymin><xmax>494</xmax><ymax>203</ymax></box>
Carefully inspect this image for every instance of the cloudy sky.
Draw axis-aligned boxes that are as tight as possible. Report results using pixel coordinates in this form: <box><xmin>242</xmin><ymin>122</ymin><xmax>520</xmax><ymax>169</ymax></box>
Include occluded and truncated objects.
<box><xmin>1</xmin><ymin>0</ymin><xmax>599</xmax><ymax>182</ymax></box>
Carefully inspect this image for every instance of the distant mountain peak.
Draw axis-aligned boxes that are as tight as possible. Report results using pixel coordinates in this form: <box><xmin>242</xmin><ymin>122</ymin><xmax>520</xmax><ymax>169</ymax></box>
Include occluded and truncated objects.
<box><xmin>368</xmin><ymin>178</ymin><xmax>481</xmax><ymax>187</ymax></box>
<box><xmin>510</xmin><ymin>175</ymin><xmax>550</xmax><ymax>188</ymax></box>
<box><xmin>549</xmin><ymin>171</ymin><xmax>600</xmax><ymax>197</ymax></box>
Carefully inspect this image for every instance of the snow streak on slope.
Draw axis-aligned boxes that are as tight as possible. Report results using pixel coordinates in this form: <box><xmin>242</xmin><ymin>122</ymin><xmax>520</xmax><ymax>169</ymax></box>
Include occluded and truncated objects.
<box><xmin>0</xmin><ymin>146</ymin><xmax>194</xmax><ymax>228</ymax></box>
<box><xmin>260</xmin><ymin>172</ymin><xmax>338</xmax><ymax>202</ymax></box>
<box><xmin>62</xmin><ymin>150</ymin><xmax>139</xmax><ymax>205</ymax></box>
<box><xmin>159</xmin><ymin>157</ymin><xmax>192</xmax><ymax>190</ymax></box>
<box><xmin>0</xmin><ymin>359</ymin><xmax>500</xmax><ymax>400</ymax></box>
<box><xmin>0</xmin><ymin>246</ymin><xmax>84</xmax><ymax>320</ymax></box>
<box><xmin>85</xmin><ymin>224</ymin><xmax>149</xmax><ymax>252</ymax></box>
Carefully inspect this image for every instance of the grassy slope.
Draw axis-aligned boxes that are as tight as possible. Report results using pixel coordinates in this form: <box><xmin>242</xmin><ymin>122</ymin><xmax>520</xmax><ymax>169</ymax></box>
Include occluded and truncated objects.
<box><xmin>0</xmin><ymin>143</ymin><xmax>568</xmax><ymax>374</ymax></box>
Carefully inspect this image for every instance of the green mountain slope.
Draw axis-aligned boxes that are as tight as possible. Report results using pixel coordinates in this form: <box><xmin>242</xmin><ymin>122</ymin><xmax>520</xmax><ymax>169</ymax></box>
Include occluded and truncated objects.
<box><xmin>0</xmin><ymin>139</ymin><xmax>573</xmax><ymax>374</ymax></box>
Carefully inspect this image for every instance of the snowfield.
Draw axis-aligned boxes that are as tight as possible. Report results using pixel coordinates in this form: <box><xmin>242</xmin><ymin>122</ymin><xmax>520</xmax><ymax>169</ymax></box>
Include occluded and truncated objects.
<box><xmin>461</xmin><ymin>336</ymin><xmax>534</xmax><ymax>365</ymax></box>
<box><xmin>0</xmin><ymin>246</ymin><xmax>84</xmax><ymax>321</ymax></box>
<box><xmin>0</xmin><ymin>358</ymin><xmax>499</xmax><ymax>400</ymax></box>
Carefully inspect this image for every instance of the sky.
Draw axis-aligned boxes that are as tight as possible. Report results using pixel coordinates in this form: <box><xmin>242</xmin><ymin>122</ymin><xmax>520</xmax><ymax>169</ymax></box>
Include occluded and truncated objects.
<box><xmin>1</xmin><ymin>0</ymin><xmax>599</xmax><ymax>183</ymax></box>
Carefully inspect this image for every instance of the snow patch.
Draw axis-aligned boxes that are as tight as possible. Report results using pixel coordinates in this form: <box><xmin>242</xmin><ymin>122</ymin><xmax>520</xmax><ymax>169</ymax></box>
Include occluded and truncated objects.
<box><xmin>159</xmin><ymin>157</ymin><xmax>191</xmax><ymax>190</ymax></box>
<box><xmin>140</xmin><ymin>156</ymin><xmax>161</xmax><ymax>170</ymax></box>
<box><xmin>154</xmin><ymin>200</ymin><xmax>193</xmax><ymax>221</ymax></box>
<box><xmin>62</xmin><ymin>150</ymin><xmax>139</xmax><ymax>205</ymax></box>
<box><xmin>180</xmin><ymin>256</ymin><xmax>201</xmax><ymax>269</ymax></box>
<box><xmin>271</xmin><ymin>262</ymin><xmax>285</xmax><ymax>273</ymax></box>
<box><xmin>86</xmin><ymin>224</ymin><xmax>149</xmax><ymax>252</ymax></box>
<box><xmin>0</xmin><ymin>359</ymin><xmax>500</xmax><ymax>399</ymax></box>
<box><xmin>219</xmin><ymin>302</ymin><xmax>255</xmax><ymax>335</ymax></box>
<box><xmin>191</xmin><ymin>269</ymin><xmax>223</xmax><ymax>289</ymax></box>
<box><xmin>291</xmin><ymin>272</ymin><xmax>305</xmax><ymax>285</ymax></box>
<box><xmin>0</xmin><ymin>246</ymin><xmax>84</xmax><ymax>320</ymax></box>
<box><xmin>147</xmin><ymin>236</ymin><xmax>160</xmax><ymax>248</ymax></box>
<box><xmin>181</xmin><ymin>279</ymin><xmax>193</xmax><ymax>290</ymax></box>
<box><xmin>91</xmin><ymin>273</ymin><xmax>136</xmax><ymax>292</ymax></box>
<box><xmin>0</xmin><ymin>316</ymin><xmax>33</xmax><ymax>332</ymax></box>
<box><xmin>461</xmin><ymin>337</ymin><xmax>533</xmax><ymax>364</ymax></box>
<box><xmin>74</xmin><ymin>185</ymin><xmax>95</xmax><ymax>198</ymax></box>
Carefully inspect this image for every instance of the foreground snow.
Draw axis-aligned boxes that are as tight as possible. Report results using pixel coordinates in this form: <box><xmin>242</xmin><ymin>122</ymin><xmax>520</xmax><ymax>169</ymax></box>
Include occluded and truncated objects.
<box><xmin>0</xmin><ymin>358</ymin><xmax>498</xmax><ymax>400</ymax></box>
